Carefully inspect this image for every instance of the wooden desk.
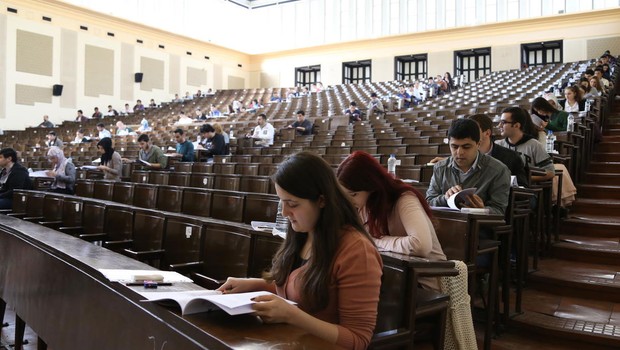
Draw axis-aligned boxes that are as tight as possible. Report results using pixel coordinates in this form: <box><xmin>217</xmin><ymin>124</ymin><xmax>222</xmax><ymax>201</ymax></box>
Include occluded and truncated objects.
<box><xmin>0</xmin><ymin>215</ymin><xmax>342</xmax><ymax>349</ymax></box>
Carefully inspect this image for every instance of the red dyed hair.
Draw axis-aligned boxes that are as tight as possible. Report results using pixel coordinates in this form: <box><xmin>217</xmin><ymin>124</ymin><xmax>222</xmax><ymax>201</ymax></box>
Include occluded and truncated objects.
<box><xmin>337</xmin><ymin>151</ymin><xmax>434</xmax><ymax>238</ymax></box>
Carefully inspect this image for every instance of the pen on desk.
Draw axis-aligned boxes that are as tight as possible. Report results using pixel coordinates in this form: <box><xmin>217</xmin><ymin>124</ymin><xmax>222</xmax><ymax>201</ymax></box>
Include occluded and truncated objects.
<box><xmin>125</xmin><ymin>282</ymin><xmax>173</xmax><ymax>287</ymax></box>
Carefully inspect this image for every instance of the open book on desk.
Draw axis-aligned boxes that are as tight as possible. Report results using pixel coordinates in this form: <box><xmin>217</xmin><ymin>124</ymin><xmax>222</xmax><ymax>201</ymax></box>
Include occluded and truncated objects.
<box><xmin>431</xmin><ymin>188</ymin><xmax>489</xmax><ymax>214</ymax></box>
<box><xmin>140</xmin><ymin>290</ymin><xmax>295</xmax><ymax>316</ymax></box>
<box><xmin>138</xmin><ymin>159</ymin><xmax>152</xmax><ymax>167</ymax></box>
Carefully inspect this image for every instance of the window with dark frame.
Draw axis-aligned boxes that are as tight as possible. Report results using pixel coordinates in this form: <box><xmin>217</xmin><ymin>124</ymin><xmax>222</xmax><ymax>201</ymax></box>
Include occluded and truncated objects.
<box><xmin>394</xmin><ymin>54</ymin><xmax>428</xmax><ymax>81</ymax></box>
<box><xmin>521</xmin><ymin>40</ymin><xmax>563</xmax><ymax>68</ymax></box>
<box><xmin>454</xmin><ymin>47</ymin><xmax>491</xmax><ymax>84</ymax></box>
<box><xmin>295</xmin><ymin>65</ymin><xmax>321</xmax><ymax>87</ymax></box>
<box><xmin>342</xmin><ymin>60</ymin><xmax>372</xmax><ymax>84</ymax></box>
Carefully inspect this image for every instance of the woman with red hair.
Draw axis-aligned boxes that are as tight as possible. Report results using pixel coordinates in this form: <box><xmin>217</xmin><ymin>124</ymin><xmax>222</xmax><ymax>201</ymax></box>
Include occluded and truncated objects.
<box><xmin>337</xmin><ymin>151</ymin><xmax>446</xmax><ymax>290</ymax></box>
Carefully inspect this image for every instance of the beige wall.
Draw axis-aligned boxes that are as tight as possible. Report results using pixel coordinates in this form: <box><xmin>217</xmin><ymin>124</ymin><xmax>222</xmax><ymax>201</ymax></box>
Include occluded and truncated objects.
<box><xmin>1</xmin><ymin>0</ymin><xmax>250</xmax><ymax>130</ymax></box>
<box><xmin>1</xmin><ymin>1</ymin><xmax>619</xmax><ymax>130</ymax></box>
<box><xmin>251</xmin><ymin>8</ymin><xmax>620</xmax><ymax>88</ymax></box>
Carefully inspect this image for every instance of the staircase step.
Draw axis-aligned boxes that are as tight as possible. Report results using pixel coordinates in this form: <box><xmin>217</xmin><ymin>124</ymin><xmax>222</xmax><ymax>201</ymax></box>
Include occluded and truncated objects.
<box><xmin>588</xmin><ymin>162</ymin><xmax>620</xmax><ymax>173</ymax></box>
<box><xmin>596</xmin><ymin>142</ymin><xmax>620</xmax><ymax>153</ymax></box>
<box><xmin>552</xmin><ymin>235</ymin><xmax>620</xmax><ymax>266</ymax></box>
<box><xmin>560</xmin><ymin>216</ymin><xmax>620</xmax><ymax>237</ymax></box>
<box><xmin>510</xmin><ymin>289</ymin><xmax>620</xmax><ymax>348</ymax></box>
<box><xmin>603</xmin><ymin>129</ymin><xmax>620</xmax><ymax>136</ymax></box>
<box><xmin>582</xmin><ymin>172</ymin><xmax>620</xmax><ymax>186</ymax></box>
<box><xmin>576</xmin><ymin>184</ymin><xmax>620</xmax><ymax>199</ymax></box>
<box><xmin>528</xmin><ymin>259</ymin><xmax>620</xmax><ymax>303</ymax></box>
<box><xmin>592</xmin><ymin>153</ymin><xmax>620</xmax><ymax>162</ymax></box>
<box><xmin>570</xmin><ymin>198</ymin><xmax>620</xmax><ymax>216</ymax></box>
<box><xmin>511</xmin><ymin>311</ymin><xmax>620</xmax><ymax>348</ymax></box>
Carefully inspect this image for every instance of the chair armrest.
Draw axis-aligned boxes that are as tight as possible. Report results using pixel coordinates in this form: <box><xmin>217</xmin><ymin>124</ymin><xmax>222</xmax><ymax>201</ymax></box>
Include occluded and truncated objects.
<box><xmin>0</xmin><ymin>209</ymin><xmax>12</xmax><ymax>214</ymax></box>
<box><xmin>191</xmin><ymin>272</ymin><xmax>224</xmax><ymax>290</ymax></box>
<box><xmin>6</xmin><ymin>213</ymin><xmax>25</xmax><ymax>218</ymax></box>
<box><xmin>369</xmin><ymin>329</ymin><xmax>412</xmax><ymax>349</ymax></box>
<box><xmin>39</xmin><ymin>220</ymin><xmax>63</xmax><ymax>229</ymax></box>
<box><xmin>103</xmin><ymin>240</ymin><xmax>134</xmax><ymax>250</ymax></box>
<box><xmin>58</xmin><ymin>226</ymin><xmax>84</xmax><ymax>236</ymax></box>
<box><xmin>123</xmin><ymin>249</ymin><xmax>165</xmax><ymax>262</ymax></box>
<box><xmin>23</xmin><ymin>216</ymin><xmax>45</xmax><ymax>223</ymax></box>
<box><xmin>79</xmin><ymin>233</ymin><xmax>108</xmax><ymax>242</ymax></box>
<box><xmin>169</xmin><ymin>261</ymin><xmax>202</xmax><ymax>275</ymax></box>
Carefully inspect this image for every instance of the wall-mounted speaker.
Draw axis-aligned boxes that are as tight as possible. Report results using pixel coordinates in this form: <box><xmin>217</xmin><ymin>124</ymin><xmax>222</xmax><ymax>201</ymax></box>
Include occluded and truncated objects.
<box><xmin>52</xmin><ymin>84</ymin><xmax>63</xmax><ymax>96</ymax></box>
<box><xmin>134</xmin><ymin>73</ymin><xmax>143</xmax><ymax>83</ymax></box>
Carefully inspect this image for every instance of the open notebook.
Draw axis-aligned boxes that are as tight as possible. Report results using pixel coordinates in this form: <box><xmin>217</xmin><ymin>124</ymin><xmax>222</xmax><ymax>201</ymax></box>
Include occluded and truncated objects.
<box><xmin>139</xmin><ymin>290</ymin><xmax>295</xmax><ymax>316</ymax></box>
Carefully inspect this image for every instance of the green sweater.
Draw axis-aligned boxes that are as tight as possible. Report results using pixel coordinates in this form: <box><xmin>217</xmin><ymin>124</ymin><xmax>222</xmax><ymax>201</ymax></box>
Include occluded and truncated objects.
<box><xmin>545</xmin><ymin>110</ymin><xmax>568</xmax><ymax>132</ymax></box>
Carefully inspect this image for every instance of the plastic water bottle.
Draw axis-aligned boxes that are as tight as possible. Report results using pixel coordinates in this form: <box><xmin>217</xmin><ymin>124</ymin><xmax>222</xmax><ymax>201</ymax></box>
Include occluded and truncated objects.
<box><xmin>567</xmin><ymin>114</ymin><xmax>575</xmax><ymax>132</ymax></box>
<box><xmin>274</xmin><ymin>201</ymin><xmax>289</xmax><ymax>237</ymax></box>
<box><xmin>387</xmin><ymin>154</ymin><xmax>397</xmax><ymax>176</ymax></box>
<box><xmin>585</xmin><ymin>99</ymin><xmax>591</xmax><ymax>112</ymax></box>
<box><xmin>546</xmin><ymin>131</ymin><xmax>555</xmax><ymax>153</ymax></box>
<box><xmin>229</xmin><ymin>129</ymin><xmax>234</xmax><ymax>139</ymax></box>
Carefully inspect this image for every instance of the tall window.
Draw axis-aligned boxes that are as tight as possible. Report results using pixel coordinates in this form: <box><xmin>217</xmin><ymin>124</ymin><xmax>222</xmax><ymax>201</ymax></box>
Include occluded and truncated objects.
<box><xmin>454</xmin><ymin>47</ymin><xmax>491</xmax><ymax>84</ymax></box>
<box><xmin>295</xmin><ymin>65</ymin><xmax>321</xmax><ymax>87</ymax></box>
<box><xmin>394</xmin><ymin>54</ymin><xmax>428</xmax><ymax>81</ymax></box>
<box><xmin>342</xmin><ymin>60</ymin><xmax>372</xmax><ymax>84</ymax></box>
<box><xmin>521</xmin><ymin>40</ymin><xmax>563</xmax><ymax>68</ymax></box>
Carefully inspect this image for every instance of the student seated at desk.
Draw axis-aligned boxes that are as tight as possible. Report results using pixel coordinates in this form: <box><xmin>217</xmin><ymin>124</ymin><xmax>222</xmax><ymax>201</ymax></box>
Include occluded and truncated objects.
<box><xmin>337</xmin><ymin>151</ymin><xmax>446</xmax><ymax>291</ymax></box>
<box><xmin>218</xmin><ymin>152</ymin><xmax>382</xmax><ymax>350</ymax></box>
<box><xmin>97</xmin><ymin>137</ymin><xmax>122</xmax><ymax>182</ymax></box>
<box><xmin>46</xmin><ymin>146</ymin><xmax>76</xmax><ymax>194</ymax></box>
<box><xmin>134</xmin><ymin>134</ymin><xmax>167</xmax><ymax>169</ymax></box>
<box><xmin>196</xmin><ymin>124</ymin><xmax>226</xmax><ymax>159</ymax></box>
<box><xmin>0</xmin><ymin>148</ymin><xmax>32</xmax><ymax>209</ymax></box>
<box><xmin>171</xmin><ymin>128</ymin><xmax>195</xmax><ymax>162</ymax></box>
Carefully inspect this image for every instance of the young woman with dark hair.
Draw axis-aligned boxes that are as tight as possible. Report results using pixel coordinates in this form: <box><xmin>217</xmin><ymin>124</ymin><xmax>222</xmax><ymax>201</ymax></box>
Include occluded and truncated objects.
<box><xmin>531</xmin><ymin>96</ymin><xmax>569</xmax><ymax>132</ymax></box>
<box><xmin>96</xmin><ymin>137</ymin><xmax>122</xmax><ymax>181</ymax></box>
<box><xmin>218</xmin><ymin>152</ymin><xmax>382</xmax><ymax>350</ymax></box>
<box><xmin>337</xmin><ymin>151</ymin><xmax>446</xmax><ymax>290</ymax></box>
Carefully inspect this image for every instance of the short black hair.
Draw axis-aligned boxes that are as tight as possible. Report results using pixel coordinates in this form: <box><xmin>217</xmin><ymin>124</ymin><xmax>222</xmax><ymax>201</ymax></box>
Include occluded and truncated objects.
<box><xmin>48</xmin><ymin>131</ymin><xmax>56</xmax><ymax>136</ymax></box>
<box><xmin>448</xmin><ymin>118</ymin><xmax>480</xmax><ymax>143</ymax></box>
<box><xmin>137</xmin><ymin>134</ymin><xmax>149</xmax><ymax>142</ymax></box>
<box><xmin>350</xmin><ymin>101</ymin><xmax>357</xmax><ymax>107</ymax></box>
<box><xmin>0</xmin><ymin>148</ymin><xmax>17</xmax><ymax>163</ymax></box>
<box><xmin>258</xmin><ymin>113</ymin><xmax>267</xmax><ymax>120</ymax></box>
<box><xmin>77</xmin><ymin>110</ymin><xmax>83</xmax><ymax>114</ymax></box>
<box><xmin>200</xmin><ymin>124</ymin><xmax>215</xmax><ymax>133</ymax></box>
<box><xmin>585</xmin><ymin>69</ymin><xmax>595</xmax><ymax>76</ymax></box>
<box><xmin>96</xmin><ymin>123</ymin><xmax>105</xmax><ymax>128</ymax></box>
<box><xmin>296</xmin><ymin>110</ymin><xmax>305</xmax><ymax>116</ymax></box>
<box><xmin>174</xmin><ymin>128</ymin><xmax>184</xmax><ymax>135</ymax></box>
<box><xmin>370</xmin><ymin>92</ymin><xmax>377</xmax><ymax>97</ymax></box>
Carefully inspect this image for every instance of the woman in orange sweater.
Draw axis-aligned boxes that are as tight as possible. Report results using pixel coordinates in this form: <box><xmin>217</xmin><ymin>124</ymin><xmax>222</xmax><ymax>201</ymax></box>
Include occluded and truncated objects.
<box><xmin>218</xmin><ymin>152</ymin><xmax>382</xmax><ymax>349</ymax></box>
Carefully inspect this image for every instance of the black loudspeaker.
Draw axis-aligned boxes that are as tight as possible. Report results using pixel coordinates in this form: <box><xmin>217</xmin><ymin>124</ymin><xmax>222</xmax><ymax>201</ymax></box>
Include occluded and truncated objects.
<box><xmin>134</xmin><ymin>73</ymin><xmax>143</xmax><ymax>83</ymax></box>
<box><xmin>52</xmin><ymin>84</ymin><xmax>63</xmax><ymax>96</ymax></box>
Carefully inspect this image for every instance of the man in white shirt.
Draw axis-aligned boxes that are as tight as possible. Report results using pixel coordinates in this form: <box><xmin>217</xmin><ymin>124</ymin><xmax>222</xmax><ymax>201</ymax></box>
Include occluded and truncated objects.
<box><xmin>246</xmin><ymin>113</ymin><xmax>274</xmax><ymax>146</ymax></box>
<box><xmin>96</xmin><ymin>123</ymin><xmax>112</xmax><ymax>139</ymax></box>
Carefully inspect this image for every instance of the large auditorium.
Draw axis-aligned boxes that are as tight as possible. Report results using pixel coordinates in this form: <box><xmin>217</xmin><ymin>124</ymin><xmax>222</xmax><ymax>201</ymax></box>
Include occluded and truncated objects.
<box><xmin>0</xmin><ymin>0</ymin><xmax>619</xmax><ymax>349</ymax></box>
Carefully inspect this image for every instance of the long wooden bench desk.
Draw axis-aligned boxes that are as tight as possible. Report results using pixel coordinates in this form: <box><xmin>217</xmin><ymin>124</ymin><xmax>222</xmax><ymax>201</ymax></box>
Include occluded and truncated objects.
<box><xmin>0</xmin><ymin>214</ymin><xmax>342</xmax><ymax>349</ymax></box>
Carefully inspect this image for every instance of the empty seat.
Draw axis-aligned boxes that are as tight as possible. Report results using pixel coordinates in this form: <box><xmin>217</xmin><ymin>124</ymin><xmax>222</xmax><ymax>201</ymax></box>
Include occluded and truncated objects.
<box><xmin>93</xmin><ymin>181</ymin><xmax>115</xmax><ymax>201</ymax></box>
<box><xmin>112</xmin><ymin>182</ymin><xmax>135</xmax><ymax>205</ymax></box>
<box><xmin>157</xmin><ymin>186</ymin><xmax>183</xmax><ymax>213</ymax></box>
<box><xmin>132</xmin><ymin>183</ymin><xmax>158</xmax><ymax>209</ymax></box>
<box><xmin>181</xmin><ymin>188</ymin><xmax>212</xmax><ymax>217</ymax></box>
<box><xmin>211</xmin><ymin>191</ymin><xmax>244</xmax><ymax>222</ymax></box>
<box><xmin>243</xmin><ymin>193</ymin><xmax>279</xmax><ymax>224</ymax></box>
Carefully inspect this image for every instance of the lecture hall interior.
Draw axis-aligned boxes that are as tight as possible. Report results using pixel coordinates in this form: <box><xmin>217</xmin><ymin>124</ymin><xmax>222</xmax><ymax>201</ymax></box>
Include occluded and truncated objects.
<box><xmin>0</xmin><ymin>0</ymin><xmax>619</xmax><ymax>349</ymax></box>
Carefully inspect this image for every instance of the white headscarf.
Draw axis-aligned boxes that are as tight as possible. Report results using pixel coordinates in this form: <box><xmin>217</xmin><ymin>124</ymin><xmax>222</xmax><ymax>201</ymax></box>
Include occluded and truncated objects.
<box><xmin>47</xmin><ymin>146</ymin><xmax>67</xmax><ymax>189</ymax></box>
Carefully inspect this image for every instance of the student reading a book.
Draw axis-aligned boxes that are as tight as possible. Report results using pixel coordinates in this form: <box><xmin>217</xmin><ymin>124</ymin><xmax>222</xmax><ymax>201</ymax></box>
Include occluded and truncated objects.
<box><xmin>217</xmin><ymin>152</ymin><xmax>382</xmax><ymax>350</ymax></box>
<box><xmin>96</xmin><ymin>137</ymin><xmax>122</xmax><ymax>182</ymax></box>
<box><xmin>531</xmin><ymin>97</ymin><xmax>569</xmax><ymax>132</ymax></box>
<box><xmin>46</xmin><ymin>146</ymin><xmax>76</xmax><ymax>194</ymax></box>
<box><xmin>426</xmin><ymin>118</ymin><xmax>511</xmax><ymax>216</ymax></box>
<box><xmin>337</xmin><ymin>151</ymin><xmax>446</xmax><ymax>290</ymax></box>
<box><xmin>136</xmin><ymin>134</ymin><xmax>167</xmax><ymax>169</ymax></box>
